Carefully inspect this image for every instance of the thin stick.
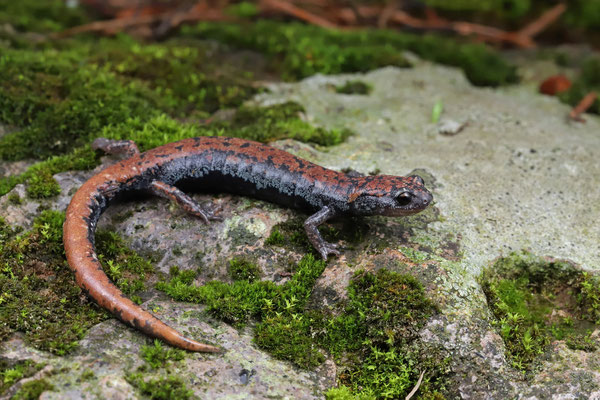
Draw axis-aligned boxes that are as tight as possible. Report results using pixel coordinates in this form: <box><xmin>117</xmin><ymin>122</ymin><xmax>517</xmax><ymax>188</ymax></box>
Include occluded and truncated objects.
<box><xmin>405</xmin><ymin>370</ymin><xmax>426</xmax><ymax>400</ymax></box>
<box><xmin>378</xmin><ymin>1</ymin><xmax>399</xmax><ymax>28</ymax></box>
<box><xmin>54</xmin><ymin>3</ymin><xmax>225</xmax><ymax>38</ymax></box>
<box><xmin>569</xmin><ymin>92</ymin><xmax>598</xmax><ymax>122</ymax></box>
<box><xmin>518</xmin><ymin>3</ymin><xmax>567</xmax><ymax>38</ymax></box>
<box><xmin>261</xmin><ymin>0</ymin><xmax>337</xmax><ymax>28</ymax></box>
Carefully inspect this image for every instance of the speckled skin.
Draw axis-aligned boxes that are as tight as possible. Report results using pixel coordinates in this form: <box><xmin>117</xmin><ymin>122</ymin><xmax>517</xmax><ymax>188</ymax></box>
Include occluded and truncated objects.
<box><xmin>64</xmin><ymin>136</ymin><xmax>432</xmax><ymax>352</ymax></box>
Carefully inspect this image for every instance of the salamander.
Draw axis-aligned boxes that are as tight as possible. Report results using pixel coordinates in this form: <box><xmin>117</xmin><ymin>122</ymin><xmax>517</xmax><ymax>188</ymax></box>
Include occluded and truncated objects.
<box><xmin>63</xmin><ymin>136</ymin><xmax>433</xmax><ymax>353</ymax></box>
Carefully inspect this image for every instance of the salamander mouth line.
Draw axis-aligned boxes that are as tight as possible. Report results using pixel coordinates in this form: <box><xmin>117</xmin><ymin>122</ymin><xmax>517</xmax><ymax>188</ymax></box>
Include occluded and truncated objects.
<box><xmin>63</xmin><ymin>136</ymin><xmax>433</xmax><ymax>353</ymax></box>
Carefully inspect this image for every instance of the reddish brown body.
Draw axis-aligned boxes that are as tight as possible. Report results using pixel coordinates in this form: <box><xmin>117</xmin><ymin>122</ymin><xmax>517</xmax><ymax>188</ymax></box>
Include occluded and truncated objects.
<box><xmin>64</xmin><ymin>136</ymin><xmax>432</xmax><ymax>352</ymax></box>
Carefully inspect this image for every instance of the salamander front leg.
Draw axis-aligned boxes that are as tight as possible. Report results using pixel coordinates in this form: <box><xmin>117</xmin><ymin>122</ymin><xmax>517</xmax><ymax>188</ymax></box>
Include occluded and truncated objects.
<box><xmin>150</xmin><ymin>181</ymin><xmax>222</xmax><ymax>223</ymax></box>
<box><xmin>92</xmin><ymin>138</ymin><xmax>140</xmax><ymax>157</ymax></box>
<box><xmin>304</xmin><ymin>206</ymin><xmax>340</xmax><ymax>260</ymax></box>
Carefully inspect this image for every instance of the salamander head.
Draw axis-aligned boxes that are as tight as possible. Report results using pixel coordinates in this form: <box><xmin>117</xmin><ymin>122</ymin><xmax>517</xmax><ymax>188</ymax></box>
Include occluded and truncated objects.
<box><xmin>348</xmin><ymin>175</ymin><xmax>433</xmax><ymax>216</ymax></box>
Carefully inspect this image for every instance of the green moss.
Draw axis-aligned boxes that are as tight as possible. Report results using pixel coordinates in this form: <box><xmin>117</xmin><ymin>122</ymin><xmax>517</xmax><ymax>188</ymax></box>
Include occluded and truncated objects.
<box><xmin>159</xmin><ymin>255</ymin><xmax>450</xmax><ymax>397</ymax></box>
<box><xmin>225</xmin><ymin>1</ymin><xmax>260</xmax><ymax>18</ymax></box>
<box><xmin>0</xmin><ymin>216</ymin><xmax>16</xmax><ymax>249</ymax></box>
<box><xmin>7</xmin><ymin>192</ymin><xmax>22</xmax><ymax>205</ymax></box>
<box><xmin>0</xmin><ymin>47</ymin><xmax>160</xmax><ymax>160</ymax></box>
<box><xmin>158</xmin><ymin>255</ymin><xmax>325</xmax><ymax>333</ymax></box>
<box><xmin>0</xmin><ymin>360</ymin><xmax>43</xmax><ymax>395</ymax></box>
<box><xmin>0</xmin><ymin>211</ymin><xmax>154</xmax><ymax>355</ymax></box>
<box><xmin>255</xmin><ymin>312</ymin><xmax>325</xmax><ymax>368</ymax></box>
<box><xmin>0</xmin><ymin>211</ymin><xmax>106</xmax><ymax>355</ymax></box>
<box><xmin>228</xmin><ymin>258</ymin><xmax>261</xmax><ymax>282</ymax></box>
<box><xmin>141</xmin><ymin>340</ymin><xmax>187</xmax><ymax>369</ymax></box>
<box><xmin>564</xmin><ymin>1</ymin><xmax>600</xmax><ymax>30</ymax></box>
<box><xmin>95</xmin><ymin>229</ymin><xmax>155</xmax><ymax>295</ymax></box>
<box><xmin>264</xmin><ymin>216</ymin><xmax>312</xmax><ymax>252</ymax></box>
<box><xmin>25</xmin><ymin>170</ymin><xmax>60</xmax><ymax>199</ymax></box>
<box><xmin>566</xmin><ymin>331</ymin><xmax>598</xmax><ymax>352</ymax></box>
<box><xmin>0</xmin><ymin>32</ymin><xmax>353</xmax><ymax>197</ymax></box>
<box><xmin>480</xmin><ymin>251</ymin><xmax>600</xmax><ymax>371</ymax></box>
<box><xmin>317</xmin><ymin>269</ymin><xmax>448</xmax><ymax>399</ymax></box>
<box><xmin>182</xmin><ymin>20</ymin><xmax>518</xmax><ymax>86</ymax></box>
<box><xmin>220</xmin><ymin>101</ymin><xmax>353</xmax><ymax>146</ymax></box>
<box><xmin>80</xmin><ymin>369</ymin><xmax>95</xmax><ymax>381</ymax></box>
<box><xmin>0</xmin><ymin>36</ymin><xmax>259</xmax><ymax>161</ymax></box>
<box><xmin>12</xmin><ymin>378</ymin><xmax>54</xmax><ymax>400</ymax></box>
<box><xmin>264</xmin><ymin>227</ymin><xmax>286</xmax><ymax>246</ymax></box>
<box><xmin>559</xmin><ymin>57</ymin><xmax>600</xmax><ymax>115</ymax></box>
<box><xmin>0</xmin><ymin>0</ymin><xmax>90</xmax><ymax>33</ymax></box>
<box><xmin>126</xmin><ymin>373</ymin><xmax>196</xmax><ymax>400</ymax></box>
<box><xmin>265</xmin><ymin>215</ymin><xmax>368</xmax><ymax>256</ymax></box>
<box><xmin>158</xmin><ymin>254</ymin><xmax>326</xmax><ymax>354</ymax></box>
<box><xmin>0</xmin><ymin>98</ymin><xmax>349</xmax><ymax>197</ymax></box>
<box><xmin>335</xmin><ymin>81</ymin><xmax>373</xmax><ymax>95</ymax></box>
<box><xmin>0</xmin><ymin>145</ymin><xmax>99</xmax><ymax>197</ymax></box>
<box><xmin>88</xmin><ymin>38</ymin><xmax>260</xmax><ymax>117</ymax></box>
<box><xmin>577</xmin><ymin>272</ymin><xmax>600</xmax><ymax>323</ymax></box>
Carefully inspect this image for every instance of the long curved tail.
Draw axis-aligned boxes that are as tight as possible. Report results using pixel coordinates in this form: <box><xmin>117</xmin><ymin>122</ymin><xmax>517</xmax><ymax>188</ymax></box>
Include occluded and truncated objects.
<box><xmin>63</xmin><ymin>171</ymin><xmax>220</xmax><ymax>353</ymax></box>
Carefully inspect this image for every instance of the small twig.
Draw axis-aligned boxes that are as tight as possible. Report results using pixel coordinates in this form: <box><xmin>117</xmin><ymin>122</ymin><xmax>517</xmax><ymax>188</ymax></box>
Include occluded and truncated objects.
<box><xmin>154</xmin><ymin>1</ymin><xmax>208</xmax><ymax>38</ymax></box>
<box><xmin>333</xmin><ymin>5</ymin><xmax>535</xmax><ymax>47</ymax></box>
<box><xmin>451</xmin><ymin>21</ymin><xmax>535</xmax><ymax>48</ymax></box>
<box><xmin>424</xmin><ymin>7</ymin><xmax>446</xmax><ymax>26</ymax></box>
<box><xmin>54</xmin><ymin>2</ymin><xmax>225</xmax><ymax>38</ymax></box>
<box><xmin>260</xmin><ymin>0</ymin><xmax>337</xmax><ymax>28</ymax></box>
<box><xmin>405</xmin><ymin>370</ymin><xmax>426</xmax><ymax>400</ymax></box>
<box><xmin>54</xmin><ymin>14</ymin><xmax>160</xmax><ymax>37</ymax></box>
<box><xmin>569</xmin><ymin>92</ymin><xmax>598</xmax><ymax>122</ymax></box>
<box><xmin>345</xmin><ymin>0</ymin><xmax>365</xmax><ymax>25</ymax></box>
<box><xmin>518</xmin><ymin>3</ymin><xmax>567</xmax><ymax>38</ymax></box>
<box><xmin>377</xmin><ymin>1</ymin><xmax>399</xmax><ymax>28</ymax></box>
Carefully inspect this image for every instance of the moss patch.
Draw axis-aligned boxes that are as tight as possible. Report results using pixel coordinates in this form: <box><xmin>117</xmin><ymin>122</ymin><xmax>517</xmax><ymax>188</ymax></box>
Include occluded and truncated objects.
<box><xmin>140</xmin><ymin>340</ymin><xmax>187</xmax><ymax>370</ymax></box>
<box><xmin>0</xmin><ymin>46</ymin><xmax>160</xmax><ymax>160</ymax></box>
<box><xmin>95</xmin><ymin>229</ymin><xmax>156</xmax><ymax>297</ymax></box>
<box><xmin>0</xmin><ymin>360</ymin><xmax>43</xmax><ymax>396</ymax></box>
<box><xmin>2</xmin><ymin>33</ymin><xmax>347</xmax><ymax>197</ymax></box>
<box><xmin>0</xmin><ymin>211</ymin><xmax>154</xmax><ymax>355</ymax></box>
<box><xmin>0</xmin><ymin>101</ymin><xmax>350</xmax><ymax>197</ymax></box>
<box><xmin>335</xmin><ymin>80</ymin><xmax>373</xmax><ymax>95</ymax></box>
<box><xmin>87</xmin><ymin>38</ymin><xmax>261</xmax><ymax>118</ymax></box>
<box><xmin>317</xmin><ymin>269</ymin><xmax>449</xmax><ymax>399</ymax></box>
<box><xmin>158</xmin><ymin>256</ymin><xmax>451</xmax><ymax>398</ymax></box>
<box><xmin>12</xmin><ymin>378</ymin><xmax>54</xmax><ymax>400</ymax></box>
<box><xmin>220</xmin><ymin>101</ymin><xmax>352</xmax><ymax>146</ymax></box>
<box><xmin>0</xmin><ymin>145</ymin><xmax>99</xmax><ymax>197</ymax></box>
<box><xmin>265</xmin><ymin>215</ymin><xmax>369</xmax><ymax>256</ymax></box>
<box><xmin>480</xmin><ymin>251</ymin><xmax>600</xmax><ymax>371</ymax></box>
<box><xmin>182</xmin><ymin>20</ymin><xmax>518</xmax><ymax>87</ymax></box>
<box><xmin>228</xmin><ymin>258</ymin><xmax>261</xmax><ymax>282</ymax></box>
<box><xmin>12</xmin><ymin>379</ymin><xmax>54</xmax><ymax>400</ymax></box>
<box><xmin>0</xmin><ymin>0</ymin><xmax>90</xmax><ymax>33</ymax></box>
<box><xmin>126</xmin><ymin>373</ymin><xmax>195</xmax><ymax>400</ymax></box>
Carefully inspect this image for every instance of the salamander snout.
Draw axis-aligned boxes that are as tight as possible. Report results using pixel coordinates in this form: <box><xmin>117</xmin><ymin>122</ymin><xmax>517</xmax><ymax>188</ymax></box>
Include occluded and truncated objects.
<box><xmin>418</xmin><ymin>189</ymin><xmax>433</xmax><ymax>206</ymax></box>
<box><xmin>393</xmin><ymin>185</ymin><xmax>432</xmax><ymax>215</ymax></box>
<box><xmin>349</xmin><ymin>174</ymin><xmax>433</xmax><ymax>217</ymax></box>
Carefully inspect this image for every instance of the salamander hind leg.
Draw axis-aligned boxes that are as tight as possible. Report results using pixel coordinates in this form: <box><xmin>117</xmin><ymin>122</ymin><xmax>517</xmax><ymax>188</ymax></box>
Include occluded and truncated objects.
<box><xmin>150</xmin><ymin>180</ymin><xmax>222</xmax><ymax>223</ymax></box>
<box><xmin>92</xmin><ymin>138</ymin><xmax>140</xmax><ymax>157</ymax></box>
<box><xmin>304</xmin><ymin>206</ymin><xmax>341</xmax><ymax>260</ymax></box>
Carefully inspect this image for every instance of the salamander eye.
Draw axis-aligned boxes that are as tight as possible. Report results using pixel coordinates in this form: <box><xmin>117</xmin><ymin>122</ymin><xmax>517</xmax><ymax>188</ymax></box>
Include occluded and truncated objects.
<box><xmin>396</xmin><ymin>191</ymin><xmax>412</xmax><ymax>206</ymax></box>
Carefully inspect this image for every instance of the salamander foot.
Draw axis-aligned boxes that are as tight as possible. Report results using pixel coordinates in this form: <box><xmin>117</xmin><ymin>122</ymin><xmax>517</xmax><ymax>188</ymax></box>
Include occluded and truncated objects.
<box><xmin>315</xmin><ymin>241</ymin><xmax>341</xmax><ymax>260</ymax></box>
<box><xmin>151</xmin><ymin>180</ymin><xmax>221</xmax><ymax>224</ymax></box>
